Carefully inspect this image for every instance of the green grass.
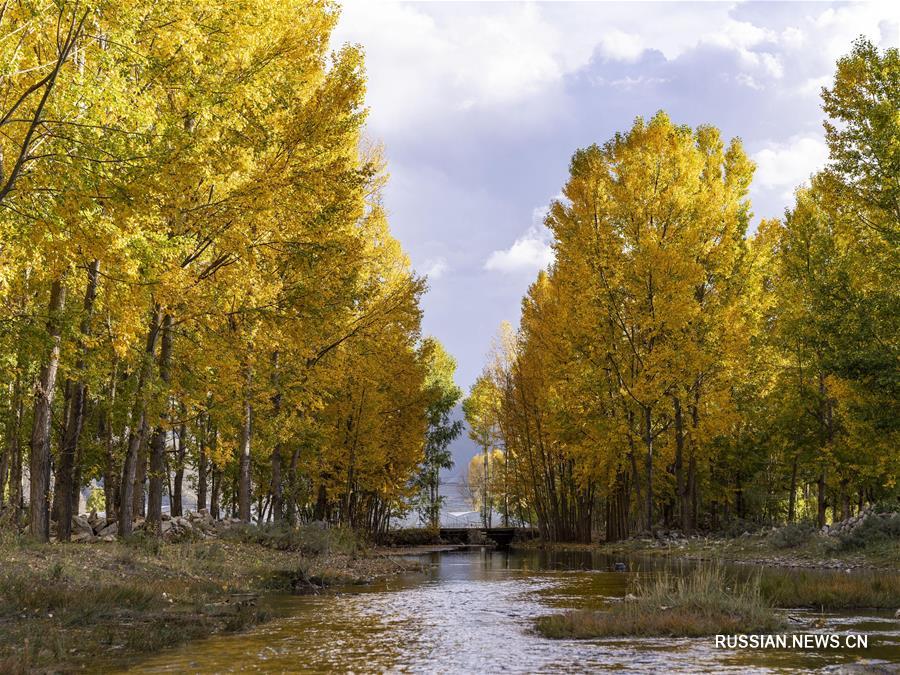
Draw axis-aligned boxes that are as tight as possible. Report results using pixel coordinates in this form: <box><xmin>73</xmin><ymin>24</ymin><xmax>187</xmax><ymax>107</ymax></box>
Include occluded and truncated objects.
<box><xmin>537</xmin><ymin>565</ymin><xmax>784</xmax><ymax>639</ymax></box>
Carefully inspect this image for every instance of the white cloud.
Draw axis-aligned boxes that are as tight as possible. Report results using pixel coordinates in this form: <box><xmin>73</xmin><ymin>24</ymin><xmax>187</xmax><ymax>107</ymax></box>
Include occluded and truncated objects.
<box><xmin>753</xmin><ymin>135</ymin><xmax>830</xmax><ymax>196</ymax></box>
<box><xmin>799</xmin><ymin>74</ymin><xmax>832</xmax><ymax>97</ymax></box>
<box><xmin>422</xmin><ymin>257</ymin><xmax>448</xmax><ymax>280</ymax></box>
<box><xmin>592</xmin><ymin>75</ymin><xmax>671</xmax><ymax>90</ymax></box>
<box><xmin>332</xmin><ymin>2</ymin><xmax>897</xmax><ymax>136</ymax></box>
<box><xmin>780</xmin><ymin>26</ymin><xmax>806</xmax><ymax>50</ymax></box>
<box><xmin>485</xmin><ymin>226</ymin><xmax>554</xmax><ymax>274</ymax></box>
<box><xmin>332</xmin><ymin>2</ymin><xmax>576</xmax><ymax>131</ymax></box>
<box><xmin>735</xmin><ymin>73</ymin><xmax>763</xmax><ymax>90</ymax></box>
<box><xmin>704</xmin><ymin>19</ymin><xmax>776</xmax><ymax>51</ymax></box>
<box><xmin>331</xmin><ymin>2</ymin><xmax>791</xmax><ymax>133</ymax></box>
<box><xmin>598</xmin><ymin>29</ymin><xmax>645</xmax><ymax>62</ymax></box>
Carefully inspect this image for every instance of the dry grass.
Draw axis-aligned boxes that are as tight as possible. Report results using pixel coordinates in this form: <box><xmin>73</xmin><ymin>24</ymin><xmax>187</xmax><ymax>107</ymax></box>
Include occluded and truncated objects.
<box><xmin>759</xmin><ymin>568</ymin><xmax>900</xmax><ymax>609</ymax></box>
<box><xmin>537</xmin><ymin>565</ymin><xmax>784</xmax><ymax>639</ymax></box>
<box><xmin>0</xmin><ymin>533</ymin><xmax>416</xmax><ymax>672</ymax></box>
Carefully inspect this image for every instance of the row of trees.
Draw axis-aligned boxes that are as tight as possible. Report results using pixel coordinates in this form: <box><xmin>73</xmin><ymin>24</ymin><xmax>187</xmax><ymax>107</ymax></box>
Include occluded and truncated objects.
<box><xmin>0</xmin><ymin>0</ymin><xmax>461</xmax><ymax>542</ymax></box>
<box><xmin>464</xmin><ymin>39</ymin><xmax>898</xmax><ymax>542</ymax></box>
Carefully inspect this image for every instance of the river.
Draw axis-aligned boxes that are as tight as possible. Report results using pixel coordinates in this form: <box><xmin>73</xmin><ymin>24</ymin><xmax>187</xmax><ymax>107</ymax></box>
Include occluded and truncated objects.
<box><xmin>126</xmin><ymin>548</ymin><xmax>899</xmax><ymax>673</ymax></box>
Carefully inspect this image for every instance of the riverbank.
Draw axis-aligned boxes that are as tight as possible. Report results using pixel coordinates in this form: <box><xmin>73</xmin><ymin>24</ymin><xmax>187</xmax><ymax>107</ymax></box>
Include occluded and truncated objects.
<box><xmin>522</xmin><ymin>526</ymin><xmax>900</xmax><ymax>640</ymax></box>
<box><xmin>0</xmin><ymin>533</ymin><xmax>421</xmax><ymax>673</ymax></box>
<box><xmin>518</xmin><ymin>526</ymin><xmax>900</xmax><ymax>572</ymax></box>
<box><xmin>595</xmin><ymin>532</ymin><xmax>899</xmax><ymax>570</ymax></box>
<box><xmin>534</xmin><ymin>555</ymin><xmax>900</xmax><ymax>640</ymax></box>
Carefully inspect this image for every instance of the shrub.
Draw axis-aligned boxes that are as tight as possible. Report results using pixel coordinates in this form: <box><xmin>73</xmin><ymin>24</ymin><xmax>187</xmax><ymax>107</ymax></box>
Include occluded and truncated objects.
<box><xmin>722</xmin><ymin>517</ymin><xmax>762</xmax><ymax>538</ymax></box>
<box><xmin>869</xmin><ymin>498</ymin><xmax>900</xmax><ymax>515</ymax></box>
<box><xmin>221</xmin><ymin>522</ymin><xmax>361</xmax><ymax>556</ymax></box>
<box><xmin>86</xmin><ymin>488</ymin><xmax>105</xmax><ymax>514</ymax></box>
<box><xmin>838</xmin><ymin>514</ymin><xmax>900</xmax><ymax>550</ymax></box>
<box><xmin>769</xmin><ymin>522</ymin><xmax>815</xmax><ymax>549</ymax></box>
<box><xmin>377</xmin><ymin>527</ymin><xmax>441</xmax><ymax>547</ymax></box>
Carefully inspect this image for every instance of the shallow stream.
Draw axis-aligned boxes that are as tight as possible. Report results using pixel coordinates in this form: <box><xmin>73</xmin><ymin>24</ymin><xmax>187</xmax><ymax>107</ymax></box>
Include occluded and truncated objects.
<box><xmin>126</xmin><ymin>549</ymin><xmax>900</xmax><ymax>673</ymax></box>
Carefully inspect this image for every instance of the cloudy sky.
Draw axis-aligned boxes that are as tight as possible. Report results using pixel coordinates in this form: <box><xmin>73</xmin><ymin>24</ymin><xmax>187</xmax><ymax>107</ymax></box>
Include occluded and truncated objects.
<box><xmin>332</xmin><ymin>1</ymin><xmax>898</xmax><ymax>392</ymax></box>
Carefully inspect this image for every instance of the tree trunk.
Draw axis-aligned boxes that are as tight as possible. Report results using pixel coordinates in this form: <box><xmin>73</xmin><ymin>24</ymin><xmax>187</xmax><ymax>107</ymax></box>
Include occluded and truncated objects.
<box><xmin>238</xmin><ymin>368</ymin><xmax>253</xmax><ymax>523</ymax></box>
<box><xmin>56</xmin><ymin>261</ymin><xmax>99</xmax><ymax>541</ymax></box>
<box><xmin>101</xmin><ymin>366</ymin><xmax>119</xmax><ymax>521</ymax></box>
<box><xmin>3</xmin><ymin>364</ymin><xmax>25</xmax><ymax>519</ymax></box>
<box><xmin>29</xmin><ymin>278</ymin><xmax>67</xmax><ymax>542</ymax></box>
<box><xmin>286</xmin><ymin>447</ymin><xmax>300</xmax><ymax>525</ymax></box>
<box><xmin>0</xmin><ymin>431</ymin><xmax>8</xmax><ymax>511</ymax></box>
<box><xmin>644</xmin><ymin>406</ymin><xmax>653</xmax><ymax>533</ymax></box>
<box><xmin>119</xmin><ymin>308</ymin><xmax>161</xmax><ymax>538</ymax></box>
<box><xmin>147</xmin><ymin>314</ymin><xmax>174</xmax><ymax>532</ymax></box>
<box><xmin>270</xmin><ymin>351</ymin><xmax>283</xmax><ymax>522</ymax></box>
<box><xmin>817</xmin><ymin>473</ymin><xmax>827</xmax><ymax>528</ymax></box>
<box><xmin>673</xmin><ymin>397</ymin><xmax>688</xmax><ymax>531</ymax></box>
<box><xmin>172</xmin><ymin>416</ymin><xmax>186</xmax><ymax>517</ymax></box>
<box><xmin>210</xmin><ymin>467</ymin><xmax>221</xmax><ymax>520</ymax></box>
<box><xmin>197</xmin><ymin>413</ymin><xmax>209</xmax><ymax>512</ymax></box>
<box><xmin>133</xmin><ymin>452</ymin><xmax>147</xmax><ymax>517</ymax></box>
<box><xmin>482</xmin><ymin>447</ymin><xmax>489</xmax><ymax>527</ymax></box>
<box><xmin>51</xmin><ymin>382</ymin><xmax>73</xmax><ymax>524</ymax></box>
<box><xmin>209</xmin><ymin>426</ymin><xmax>220</xmax><ymax>519</ymax></box>
<box><xmin>788</xmin><ymin>454</ymin><xmax>798</xmax><ymax>523</ymax></box>
<box><xmin>816</xmin><ymin>370</ymin><xmax>833</xmax><ymax>529</ymax></box>
<box><xmin>841</xmin><ymin>488</ymin><xmax>850</xmax><ymax>521</ymax></box>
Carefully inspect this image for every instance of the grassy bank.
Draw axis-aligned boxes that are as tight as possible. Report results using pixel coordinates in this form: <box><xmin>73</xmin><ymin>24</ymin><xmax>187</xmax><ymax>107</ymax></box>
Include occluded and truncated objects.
<box><xmin>523</xmin><ymin>534</ymin><xmax>900</xmax><ymax>611</ymax></box>
<box><xmin>537</xmin><ymin>566</ymin><xmax>783</xmax><ymax>638</ymax></box>
<box><xmin>0</xmin><ymin>527</ymin><xmax>419</xmax><ymax>673</ymax></box>
<box><xmin>587</xmin><ymin>527</ymin><xmax>900</xmax><ymax>571</ymax></box>
<box><xmin>758</xmin><ymin>568</ymin><xmax>900</xmax><ymax>610</ymax></box>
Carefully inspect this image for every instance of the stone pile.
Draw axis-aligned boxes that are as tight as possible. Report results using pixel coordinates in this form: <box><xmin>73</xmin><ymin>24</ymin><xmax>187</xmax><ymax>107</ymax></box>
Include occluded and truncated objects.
<box><xmin>820</xmin><ymin>506</ymin><xmax>896</xmax><ymax>537</ymax></box>
<box><xmin>64</xmin><ymin>508</ymin><xmax>234</xmax><ymax>543</ymax></box>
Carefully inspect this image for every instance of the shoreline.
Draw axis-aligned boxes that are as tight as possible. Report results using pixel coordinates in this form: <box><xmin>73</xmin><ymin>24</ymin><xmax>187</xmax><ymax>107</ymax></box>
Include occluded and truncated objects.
<box><xmin>513</xmin><ymin>533</ymin><xmax>900</xmax><ymax>572</ymax></box>
<box><xmin>0</xmin><ymin>536</ymin><xmax>423</xmax><ymax>673</ymax></box>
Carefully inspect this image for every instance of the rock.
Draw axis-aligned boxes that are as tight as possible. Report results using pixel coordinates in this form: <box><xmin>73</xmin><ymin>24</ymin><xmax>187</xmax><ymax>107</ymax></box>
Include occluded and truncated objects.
<box><xmin>100</xmin><ymin>534</ymin><xmax>116</xmax><ymax>542</ymax></box>
<box><xmin>72</xmin><ymin>532</ymin><xmax>96</xmax><ymax>543</ymax></box>
<box><xmin>161</xmin><ymin>520</ymin><xmax>173</xmax><ymax>534</ymax></box>
<box><xmin>72</xmin><ymin>515</ymin><xmax>93</xmax><ymax>535</ymax></box>
<box><xmin>161</xmin><ymin>513</ymin><xmax>171</xmax><ymax>521</ymax></box>
<box><xmin>98</xmin><ymin>521</ymin><xmax>118</xmax><ymax>537</ymax></box>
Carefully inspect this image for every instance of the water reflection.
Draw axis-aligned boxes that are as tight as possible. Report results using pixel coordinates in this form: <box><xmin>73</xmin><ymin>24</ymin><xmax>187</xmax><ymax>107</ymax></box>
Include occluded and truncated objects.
<box><xmin>126</xmin><ymin>549</ymin><xmax>900</xmax><ymax>673</ymax></box>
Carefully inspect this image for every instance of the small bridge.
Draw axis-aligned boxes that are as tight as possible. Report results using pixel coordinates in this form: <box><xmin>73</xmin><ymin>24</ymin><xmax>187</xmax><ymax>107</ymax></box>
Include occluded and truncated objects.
<box><xmin>439</xmin><ymin>526</ymin><xmax>538</xmax><ymax>548</ymax></box>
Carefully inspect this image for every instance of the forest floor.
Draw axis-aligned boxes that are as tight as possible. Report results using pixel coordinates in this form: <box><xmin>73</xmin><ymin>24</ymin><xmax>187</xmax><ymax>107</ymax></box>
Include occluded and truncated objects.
<box><xmin>0</xmin><ymin>533</ymin><xmax>422</xmax><ymax>673</ymax></box>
